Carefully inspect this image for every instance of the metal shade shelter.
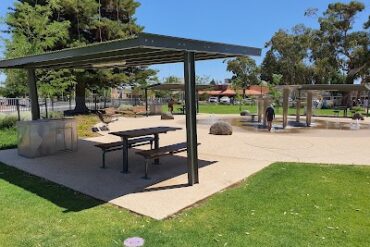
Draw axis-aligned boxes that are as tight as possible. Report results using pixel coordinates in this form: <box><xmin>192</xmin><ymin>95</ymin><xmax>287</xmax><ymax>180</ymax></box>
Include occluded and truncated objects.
<box><xmin>146</xmin><ymin>83</ymin><xmax>213</xmax><ymax>91</ymax></box>
<box><xmin>280</xmin><ymin>84</ymin><xmax>370</xmax><ymax>127</ymax></box>
<box><xmin>144</xmin><ymin>83</ymin><xmax>214</xmax><ymax>115</ymax></box>
<box><xmin>297</xmin><ymin>84</ymin><xmax>370</xmax><ymax>92</ymax></box>
<box><xmin>0</xmin><ymin>32</ymin><xmax>261</xmax><ymax>185</ymax></box>
<box><xmin>298</xmin><ymin>84</ymin><xmax>370</xmax><ymax>119</ymax></box>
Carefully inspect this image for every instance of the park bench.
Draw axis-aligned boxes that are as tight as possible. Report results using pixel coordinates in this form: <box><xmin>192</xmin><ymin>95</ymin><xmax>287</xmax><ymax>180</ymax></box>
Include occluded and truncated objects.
<box><xmin>95</xmin><ymin>136</ymin><xmax>154</xmax><ymax>168</ymax></box>
<box><xmin>136</xmin><ymin>142</ymin><xmax>199</xmax><ymax>179</ymax></box>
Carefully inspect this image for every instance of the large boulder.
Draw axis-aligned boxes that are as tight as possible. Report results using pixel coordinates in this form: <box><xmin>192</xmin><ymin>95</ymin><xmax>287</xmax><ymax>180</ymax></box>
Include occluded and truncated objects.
<box><xmin>240</xmin><ymin>110</ymin><xmax>250</xmax><ymax>116</ymax></box>
<box><xmin>161</xmin><ymin>112</ymin><xmax>174</xmax><ymax>120</ymax></box>
<box><xmin>210</xmin><ymin>121</ymin><xmax>233</xmax><ymax>135</ymax></box>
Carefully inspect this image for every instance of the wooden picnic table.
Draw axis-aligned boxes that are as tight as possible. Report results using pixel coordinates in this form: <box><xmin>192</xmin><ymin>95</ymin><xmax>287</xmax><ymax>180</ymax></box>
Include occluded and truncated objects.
<box><xmin>110</xmin><ymin>126</ymin><xmax>182</xmax><ymax>173</ymax></box>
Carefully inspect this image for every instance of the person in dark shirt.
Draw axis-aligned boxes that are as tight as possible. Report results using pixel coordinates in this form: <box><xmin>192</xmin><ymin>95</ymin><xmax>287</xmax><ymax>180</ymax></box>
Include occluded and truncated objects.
<box><xmin>168</xmin><ymin>98</ymin><xmax>175</xmax><ymax>113</ymax></box>
<box><xmin>265</xmin><ymin>104</ymin><xmax>275</xmax><ymax>132</ymax></box>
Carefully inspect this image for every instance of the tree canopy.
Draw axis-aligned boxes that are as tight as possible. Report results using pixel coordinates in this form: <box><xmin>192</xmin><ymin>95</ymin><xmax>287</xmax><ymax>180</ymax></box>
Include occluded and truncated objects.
<box><xmin>261</xmin><ymin>1</ymin><xmax>369</xmax><ymax>85</ymax></box>
<box><xmin>225</xmin><ymin>56</ymin><xmax>259</xmax><ymax>89</ymax></box>
<box><xmin>1</xmin><ymin>0</ymin><xmax>157</xmax><ymax>112</ymax></box>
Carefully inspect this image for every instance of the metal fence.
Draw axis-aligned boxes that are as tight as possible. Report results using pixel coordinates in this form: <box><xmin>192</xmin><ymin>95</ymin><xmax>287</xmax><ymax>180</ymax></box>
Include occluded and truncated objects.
<box><xmin>0</xmin><ymin>97</ymin><xmax>168</xmax><ymax>119</ymax></box>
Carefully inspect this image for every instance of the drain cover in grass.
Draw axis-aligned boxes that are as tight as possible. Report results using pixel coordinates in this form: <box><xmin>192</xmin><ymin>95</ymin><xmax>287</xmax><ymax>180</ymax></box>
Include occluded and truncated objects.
<box><xmin>123</xmin><ymin>237</ymin><xmax>145</xmax><ymax>247</ymax></box>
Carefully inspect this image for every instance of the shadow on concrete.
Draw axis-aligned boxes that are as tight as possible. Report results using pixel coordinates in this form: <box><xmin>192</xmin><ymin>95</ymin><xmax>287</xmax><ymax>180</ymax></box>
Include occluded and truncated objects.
<box><xmin>0</xmin><ymin>138</ymin><xmax>217</xmax><ymax>212</ymax></box>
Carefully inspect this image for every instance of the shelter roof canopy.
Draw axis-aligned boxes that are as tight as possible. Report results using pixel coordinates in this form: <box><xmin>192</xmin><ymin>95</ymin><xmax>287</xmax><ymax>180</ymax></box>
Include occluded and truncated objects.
<box><xmin>296</xmin><ymin>84</ymin><xmax>370</xmax><ymax>92</ymax></box>
<box><xmin>0</xmin><ymin>33</ymin><xmax>261</xmax><ymax>70</ymax></box>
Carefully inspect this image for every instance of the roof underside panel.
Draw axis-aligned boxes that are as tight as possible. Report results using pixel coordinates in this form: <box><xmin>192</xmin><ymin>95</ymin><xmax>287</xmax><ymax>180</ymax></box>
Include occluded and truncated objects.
<box><xmin>298</xmin><ymin>84</ymin><xmax>370</xmax><ymax>92</ymax></box>
<box><xmin>0</xmin><ymin>33</ymin><xmax>261</xmax><ymax>69</ymax></box>
<box><xmin>146</xmin><ymin>83</ymin><xmax>213</xmax><ymax>91</ymax></box>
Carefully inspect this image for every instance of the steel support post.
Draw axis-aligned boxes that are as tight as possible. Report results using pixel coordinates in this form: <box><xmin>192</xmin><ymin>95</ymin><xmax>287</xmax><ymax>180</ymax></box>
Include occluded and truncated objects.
<box><xmin>27</xmin><ymin>68</ymin><xmax>40</xmax><ymax>120</ymax></box>
<box><xmin>263</xmin><ymin>97</ymin><xmax>270</xmax><ymax>127</ymax></box>
<box><xmin>145</xmin><ymin>88</ymin><xmax>149</xmax><ymax>117</ymax></box>
<box><xmin>196</xmin><ymin>90</ymin><xmax>200</xmax><ymax>114</ymax></box>
<box><xmin>306</xmin><ymin>91</ymin><xmax>313</xmax><ymax>127</ymax></box>
<box><xmin>296</xmin><ymin>90</ymin><xmax>301</xmax><ymax>123</ymax></box>
<box><xmin>184</xmin><ymin>51</ymin><xmax>199</xmax><ymax>185</ymax></box>
<box><xmin>282</xmin><ymin>87</ymin><xmax>290</xmax><ymax>128</ymax></box>
<box><xmin>257</xmin><ymin>97</ymin><xmax>263</xmax><ymax>123</ymax></box>
<box><xmin>367</xmin><ymin>91</ymin><xmax>370</xmax><ymax>117</ymax></box>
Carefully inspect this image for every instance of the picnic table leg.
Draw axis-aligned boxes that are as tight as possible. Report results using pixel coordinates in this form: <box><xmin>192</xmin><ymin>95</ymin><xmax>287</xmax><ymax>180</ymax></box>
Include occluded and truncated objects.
<box><xmin>154</xmin><ymin>134</ymin><xmax>160</xmax><ymax>165</ymax></box>
<box><xmin>121</xmin><ymin>138</ymin><xmax>129</xmax><ymax>173</ymax></box>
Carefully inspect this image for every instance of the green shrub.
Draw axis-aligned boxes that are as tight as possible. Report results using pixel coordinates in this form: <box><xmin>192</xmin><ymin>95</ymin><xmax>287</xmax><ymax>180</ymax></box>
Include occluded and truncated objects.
<box><xmin>47</xmin><ymin>111</ymin><xmax>64</xmax><ymax>119</ymax></box>
<box><xmin>118</xmin><ymin>104</ymin><xmax>133</xmax><ymax>111</ymax></box>
<box><xmin>352</xmin><ymin>106</ymin><xmax>362</xmax><ymax>113</ymax></box>
<box><xmin>0</xmin><ymin>115</ymin><xmax>18</xmax><ymax>129</ymax></box>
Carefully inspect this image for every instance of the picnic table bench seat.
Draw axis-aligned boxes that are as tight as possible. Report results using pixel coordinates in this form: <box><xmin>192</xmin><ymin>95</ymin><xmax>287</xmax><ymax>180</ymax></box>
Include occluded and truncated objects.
<box><xmin>95</xmin><ymin>136</ymin><xmax>154</xmax><ymax>168</ymax></box>
<box><xmin>136</xmin><ymin>142</ymin><xmax>199</xmax><ymax>179</ymax></box>
<box><xmin>177</xmin><ymin>105</ymin><xmax>186</xmax><ymax>114</ymax></box>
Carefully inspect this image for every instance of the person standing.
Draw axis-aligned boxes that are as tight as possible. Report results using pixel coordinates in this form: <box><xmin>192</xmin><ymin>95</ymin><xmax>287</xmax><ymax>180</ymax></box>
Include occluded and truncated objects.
<box><xmin>265</xmin><ymin>104</ymin><xmax>275</xmax><ymax>132</ymax></box>
<box><xmin>168</xmin><ymin>97</ymin><xmax>175</xmax><ymax>114</ymax></box>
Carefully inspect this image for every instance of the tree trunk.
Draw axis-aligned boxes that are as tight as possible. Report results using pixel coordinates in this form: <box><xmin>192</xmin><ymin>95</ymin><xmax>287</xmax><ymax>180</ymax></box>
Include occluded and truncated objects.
<box><xmin>74</xmin><ymin>81</ymin><xmax>89</xmax><ymax>114</ymax></box>
<box><xmin>344</xmin><ymin>75</ymin><xmax>355</xmax><ymax>108</ymax></box>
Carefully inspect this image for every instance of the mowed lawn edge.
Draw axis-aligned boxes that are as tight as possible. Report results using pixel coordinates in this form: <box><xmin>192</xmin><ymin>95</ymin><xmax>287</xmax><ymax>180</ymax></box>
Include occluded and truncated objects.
<box><xmin>0</xmin><ymin>162</ymin><xmax>369</xmax><ymax>247</ymax></box>
<box><xmin>0</xmin><ymin>128</ymin><xmax>17</xmax><ymax>150</ymax></box>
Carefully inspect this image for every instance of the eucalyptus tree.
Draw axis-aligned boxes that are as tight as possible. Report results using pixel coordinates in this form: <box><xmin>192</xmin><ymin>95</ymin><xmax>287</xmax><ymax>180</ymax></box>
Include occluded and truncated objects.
<box><xmin>225</xmin><ymin>56</ymin><xmax>259</xmax><ymax>109</ymax></box>
<box><xmin>163</xmin><ymin>76</ymin><xmax>182</xmax><ymax>84</ymax></box>
<box><xmin>312</xmin><ymin>1</ymin><xmax>369</xmax><ymax>84</ymax></box>
<box><xmin>2</xmin><ymin>1</ymin><xmax>70</xmax><ymax>97</ymax></box>
<box><xmin>262</xmin><ymin>24</ymin><xmax>313</xmax><ymax>85</ymax></box>
<box><xmin>225</xmin><ymin>56</ymin><xmax>259</xmax><ymax>89</ymax></box>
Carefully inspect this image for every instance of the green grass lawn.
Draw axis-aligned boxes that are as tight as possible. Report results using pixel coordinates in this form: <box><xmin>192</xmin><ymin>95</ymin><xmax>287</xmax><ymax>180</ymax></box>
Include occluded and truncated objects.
<box><xmin>163</xmin><ymin>103</ymin><xmax>368</xmax><ymax>117</ymax></box>
<box><xmin>0</xmin><ymin>128</ymin><xmax>17</xmax><ymax>150</ymax></box>
<box><xmin>1</xmin><ymin>162</ymin><xmax>369</xmax><ymax>247</ymax></box>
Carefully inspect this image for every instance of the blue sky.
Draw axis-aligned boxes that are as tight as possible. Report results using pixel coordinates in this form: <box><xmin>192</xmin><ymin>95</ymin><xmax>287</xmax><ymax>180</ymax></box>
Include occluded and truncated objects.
<box><xmin>0</xmin><ymin>0</ymin><xmax>369</xmax><ymax>83</ymax></box>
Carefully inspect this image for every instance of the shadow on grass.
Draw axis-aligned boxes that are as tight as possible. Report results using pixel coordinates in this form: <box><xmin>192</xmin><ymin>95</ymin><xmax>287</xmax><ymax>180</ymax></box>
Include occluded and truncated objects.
<box><xmin>0</xmin><ymin>163</ymin><xmax>103</xmax><ymax>212</ymax></box>
<box><xmin>0</xmin><ymin>144</ymin><xmax>17</xmax><ymax>150</ymax></box>
<box><xmin>0</xmin><ymin>139</ymin><xmax>217</xmax><ymax>212</ymax></box>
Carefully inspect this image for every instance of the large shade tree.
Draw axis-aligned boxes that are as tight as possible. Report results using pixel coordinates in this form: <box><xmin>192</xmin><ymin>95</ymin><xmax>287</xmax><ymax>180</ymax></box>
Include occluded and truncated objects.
<box><xmin>261</xmin><ymin>1</ymin><xmax>369</xmax><ymax>86</ymax></box>
<box><xmin>2</xmin><ymin>0</ymin><xmax>157</xmax><ymax>113</ymax></box>
<box><xmin>312</xmin><ymin>1</ymin><xmax>369</xmax><ymax>85</ymax></box>
<box><xmin>225</xmin><ymin>56</ymin><xmax>259</xmax><ymax>110</ymax></box>
<box><xmin>226</xmin><ymin>56</ymin><xmax>259</xmax><ymax>90</ymax></box>
<box><xmin>2</xmin><ymin>2</ymin><xmax>71</xmax><ymax>97</ymax></box>
<box><xmin>261</xmin><ymin>25</ymin><xmax>313</xmax><ymax>85</ymax></box>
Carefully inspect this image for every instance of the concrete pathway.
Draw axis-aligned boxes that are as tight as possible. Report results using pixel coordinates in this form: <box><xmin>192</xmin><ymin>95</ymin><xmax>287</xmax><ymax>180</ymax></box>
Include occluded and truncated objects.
<box><xmin>1</xmin><ymin>114</ymin><xmax>369</xmax><ymax>219</ymax></box>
